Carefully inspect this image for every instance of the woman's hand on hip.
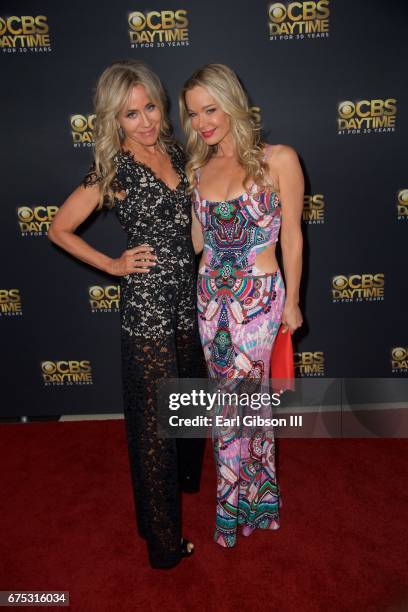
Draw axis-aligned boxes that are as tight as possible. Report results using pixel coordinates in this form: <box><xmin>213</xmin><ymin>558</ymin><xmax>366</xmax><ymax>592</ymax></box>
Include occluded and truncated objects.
<box><xmin>107</xmin><ymin>244</ymin><xmax>157</xmax><ymax>276</ymax></box>
<box><xmin>281</xmin><ymin>303</ymin><xmax>303</xmax><ymax>334</ymax></box>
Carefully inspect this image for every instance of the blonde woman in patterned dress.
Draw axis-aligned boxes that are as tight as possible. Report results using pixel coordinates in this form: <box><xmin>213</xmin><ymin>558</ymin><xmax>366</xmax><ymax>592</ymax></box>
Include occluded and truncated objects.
<box><xmin>179</xmin><ymin>64</ymin><xmax>304</xmax><ymax>547</ymax></box>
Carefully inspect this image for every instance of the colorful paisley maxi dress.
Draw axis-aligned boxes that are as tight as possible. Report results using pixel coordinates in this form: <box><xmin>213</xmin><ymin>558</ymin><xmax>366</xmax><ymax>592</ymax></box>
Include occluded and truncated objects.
<box><xmin>193</xmin><ymin>146</ymin><xmax>285</xmax><ymax>547</ymax></box>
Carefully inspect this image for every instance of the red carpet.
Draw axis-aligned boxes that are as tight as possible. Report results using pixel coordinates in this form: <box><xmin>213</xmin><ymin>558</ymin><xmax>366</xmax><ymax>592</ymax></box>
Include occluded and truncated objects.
<box><xmin>1</xmin><ymin>421</ymin><xmax>407</xmax><ymax>612</ymax></box>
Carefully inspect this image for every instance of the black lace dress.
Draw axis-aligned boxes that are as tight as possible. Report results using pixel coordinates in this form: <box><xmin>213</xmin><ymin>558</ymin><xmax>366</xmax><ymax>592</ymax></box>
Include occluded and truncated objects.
<box><xmin>83</xmin><ymin>143</ymin><xmax>205</xmax><ymax>569</ymax></box>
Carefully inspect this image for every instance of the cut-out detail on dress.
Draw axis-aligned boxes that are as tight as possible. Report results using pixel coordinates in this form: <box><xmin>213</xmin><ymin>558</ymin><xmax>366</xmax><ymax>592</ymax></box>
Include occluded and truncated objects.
<box><xmin>253</xmin><ymin>244</ymin><xmax>279</xmax><ymax>275</ymax></box>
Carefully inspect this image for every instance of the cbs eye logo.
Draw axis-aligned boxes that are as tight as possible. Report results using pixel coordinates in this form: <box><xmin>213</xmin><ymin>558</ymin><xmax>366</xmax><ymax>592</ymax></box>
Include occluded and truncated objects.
<box><xmin>128</xmin><ymin>12</ymin><xmax>145</xmax><ymax>31</ymax></box>
<box><xmin>391</xmin><ymin>347</ymin><xmax>408</xmax><ymax>371</ymax></box>
<box><xmin>338</xmin><ymin>101</ymin><xmax>354</xmax><ymax>119</ymax></box>
<box><xmin>17</xmin><ymin>207</ymin><xmax>34</xmax><ymax>222</ymax></box>
<box><xmin>70</xmin><ymin>114</ymin><xmax>96</xmax><ymax>132</ymax></box>
<box><xmin>89</xmin><ymin>286</ymin><xmax>104</xmax><ymax>300</ymax></box>
<box><xmin>397</xmin><ymin>189</ymin><xmax>408</xmax><ymax>218</ymax></box>
<box><xmin>398</xmin><ymin>190</ymin><xmax>408</xmax><ymax>206</ymax></box>
<box><xmin>269</xmin><ymin>3</ymin><xmax>286</xmax><ymax>23</ymax></box>
<box><xmin>332</xmin><ymin>276</ymin><xmax>348</xmax><ymax>290</ymax></box>
<box><xmin>391</xmin><ymin>348</ymin><xmax>406</xmax><ymax>362</ymax></box>
<box><xmin>41</xmin><ymin>361</ymin><xmax>56</xmax><ymax>374</ymax></box>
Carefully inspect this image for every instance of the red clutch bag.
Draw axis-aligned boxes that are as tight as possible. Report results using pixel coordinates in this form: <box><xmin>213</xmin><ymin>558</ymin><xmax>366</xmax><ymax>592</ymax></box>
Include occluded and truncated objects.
<box><xmin>270</xmin><ymin>325</ymin><xmax>295</xmax><ymax>393</ymax></box>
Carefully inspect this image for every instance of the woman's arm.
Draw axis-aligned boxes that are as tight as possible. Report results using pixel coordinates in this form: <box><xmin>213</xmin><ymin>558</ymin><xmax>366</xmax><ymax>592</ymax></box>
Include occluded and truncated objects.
<box><xmin>269</xmin><ymin>145</ymin><xmax>304</xmax><ymax>333</ymax></box>
<box><xmin>191</xmin><ymin>203</ymin><xmax>204</xmax><ymax>255</ymax></box>
<box><xmin>48</xmin><ymin>183</ymin><xmax>156</xmax><ymax>275</ymax></box>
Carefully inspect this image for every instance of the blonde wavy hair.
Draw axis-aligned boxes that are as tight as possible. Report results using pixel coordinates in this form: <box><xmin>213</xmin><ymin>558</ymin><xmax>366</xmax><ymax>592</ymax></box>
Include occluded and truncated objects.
<box><xmin>179</xmin><ymin>63</ymin><xmax>271</xmax><ymax>194</ymax></box>
<box><xmin>92</xmin><ymin>60</ymin><xmax>174</xmax><ymax>208</ymax></box>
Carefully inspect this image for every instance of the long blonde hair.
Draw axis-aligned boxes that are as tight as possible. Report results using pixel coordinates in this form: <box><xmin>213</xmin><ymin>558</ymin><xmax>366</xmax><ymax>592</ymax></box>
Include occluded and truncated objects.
<box><xmin>179</xmin><ymin>63</ymin><xmax>271</xmax><ymax>194</ymax></box>
<box><xmin>93</xmin><ymin>60</ymin><xmax>174</xmax><ymax>208</ymax></box>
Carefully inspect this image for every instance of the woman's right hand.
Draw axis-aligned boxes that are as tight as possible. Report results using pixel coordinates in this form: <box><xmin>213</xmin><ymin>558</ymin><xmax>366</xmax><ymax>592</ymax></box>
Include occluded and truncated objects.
<box><xmin>48</xmin><ymin>185</ymin><xmax>157</xmax><ymax>277</ymax></box>
<box><xmin>107</xmin><ymin>244</ymin><xmax>157</xmax><ymax>276</ymax></box>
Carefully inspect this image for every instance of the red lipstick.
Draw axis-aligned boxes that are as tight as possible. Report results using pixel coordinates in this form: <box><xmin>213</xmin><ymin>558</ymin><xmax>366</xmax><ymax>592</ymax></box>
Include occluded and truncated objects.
<box><xmin>201</xmin><ymin>128</ymin><xmax>216</xmax><ymax>139</ymax></box>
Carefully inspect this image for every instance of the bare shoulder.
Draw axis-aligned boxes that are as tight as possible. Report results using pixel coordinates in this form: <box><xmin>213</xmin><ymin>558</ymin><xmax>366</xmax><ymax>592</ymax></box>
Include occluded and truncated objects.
<box><xmin>263</xmin><ymin>144</ymin><xmax>304</xmax><ymax>195</ymax></box>
<box><xmin>265</xmin><ymin>143</ymin><xmax>300</xmax><ymax>168</ymax></box>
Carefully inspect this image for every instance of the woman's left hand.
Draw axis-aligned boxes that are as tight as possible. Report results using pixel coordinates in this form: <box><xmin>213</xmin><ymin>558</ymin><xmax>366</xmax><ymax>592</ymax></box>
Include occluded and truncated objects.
<box><xmin>281</xmin><ymin>303</ymin><xmax>303</xmax><ymax>334</ymax></box>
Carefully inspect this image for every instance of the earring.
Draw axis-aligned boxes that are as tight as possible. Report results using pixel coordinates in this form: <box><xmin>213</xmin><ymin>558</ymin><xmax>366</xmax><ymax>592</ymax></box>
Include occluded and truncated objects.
<box><xmin>117</xmin><ymin>126</ymin><xmax>124</xmax><ymax>139</ymax></box>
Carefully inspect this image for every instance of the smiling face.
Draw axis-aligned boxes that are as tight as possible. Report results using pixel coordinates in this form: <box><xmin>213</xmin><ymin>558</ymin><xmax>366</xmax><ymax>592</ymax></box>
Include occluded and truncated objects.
<box><xmin>185</xmin><ymin>85</ymin><xmax>231</xmax><ymax>146</ymax></box>
<box><xmin>117</xmin><ymin>83</ymin><xmax>162</xmax><ymax>148</ymax></box>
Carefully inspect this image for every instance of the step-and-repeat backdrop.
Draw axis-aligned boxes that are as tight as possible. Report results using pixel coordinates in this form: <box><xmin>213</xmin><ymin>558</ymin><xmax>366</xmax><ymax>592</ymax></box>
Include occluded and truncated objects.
<box><xmin>1</xmin><ymin>1</ymin><xmax>407</xmax><ymax>416</ymax></box>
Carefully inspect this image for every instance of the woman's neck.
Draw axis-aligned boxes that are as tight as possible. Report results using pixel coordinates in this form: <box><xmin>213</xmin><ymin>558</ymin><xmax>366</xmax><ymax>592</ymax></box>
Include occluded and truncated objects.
<box><xmin>123</xmin><ymin>138</ymin><xmax>162</xmax><ymax>160</ymax></box>
<box><xmin>213</xmin><ymin>132</ymin><xmax>236</xmax><ymax>159</ymax></box>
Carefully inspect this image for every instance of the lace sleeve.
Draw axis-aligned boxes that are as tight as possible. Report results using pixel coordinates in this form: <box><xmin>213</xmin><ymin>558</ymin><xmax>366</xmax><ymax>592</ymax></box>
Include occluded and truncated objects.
<box><xmin>81</xmin><ymin>162</ymin><xmax>101</xmax><ymax>188</ymax></box>
<box><xmin>81</xmin><ymin>163</ymin><xmax>125</xmax><ymax>199</ymax></box>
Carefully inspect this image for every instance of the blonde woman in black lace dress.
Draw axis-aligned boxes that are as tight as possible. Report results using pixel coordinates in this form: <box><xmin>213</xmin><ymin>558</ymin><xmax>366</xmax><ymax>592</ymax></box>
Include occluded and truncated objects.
<box><xmin>48</xmin><ymin>60</ymin><xmax>203</xmax><ymax>569</ymax></box>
